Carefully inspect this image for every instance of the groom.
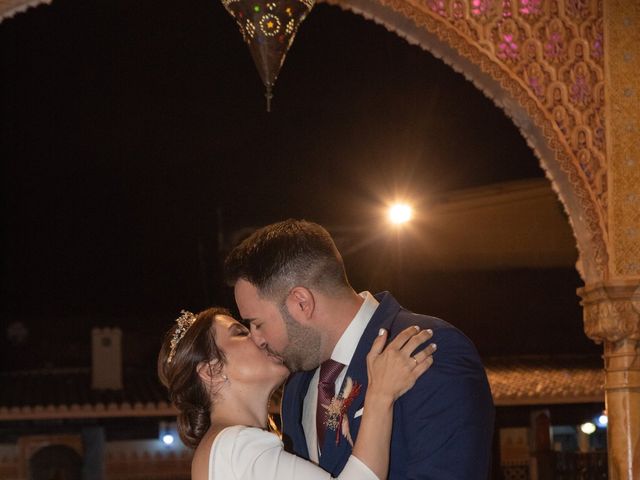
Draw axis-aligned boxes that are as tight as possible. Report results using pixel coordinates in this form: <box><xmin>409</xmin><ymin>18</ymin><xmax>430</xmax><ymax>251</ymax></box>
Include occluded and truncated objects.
<box><xmin>225</xmin><ymin>219</ymin><xmax>494</xmax><ymax>479</ymax></box>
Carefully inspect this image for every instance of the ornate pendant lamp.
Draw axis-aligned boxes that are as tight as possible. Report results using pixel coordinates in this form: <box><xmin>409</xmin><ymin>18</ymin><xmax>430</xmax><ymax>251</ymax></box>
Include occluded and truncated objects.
<box><xmin>221</xmin><ymin>0</ymin><xmax>315</xmax><ymax>111</ymax></box>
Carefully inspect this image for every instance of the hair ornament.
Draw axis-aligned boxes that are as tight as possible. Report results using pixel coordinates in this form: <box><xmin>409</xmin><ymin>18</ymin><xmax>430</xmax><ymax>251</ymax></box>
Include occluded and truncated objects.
<box><xmin>167</xmin><ymin>310</ymin><xmax>197</xmax><ymax>364</ymax></box>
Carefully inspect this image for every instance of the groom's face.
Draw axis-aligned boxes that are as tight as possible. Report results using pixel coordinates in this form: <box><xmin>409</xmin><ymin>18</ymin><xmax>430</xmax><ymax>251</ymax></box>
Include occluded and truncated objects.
<box><xmin>235</xmin><ymin>278</ymin><xmax>289</xmax><ymax>354</ymax></box>
<box><xmin>234</xmin><ymin>278</ymin><xmax>322</xmax><ymax>372</ymax></box>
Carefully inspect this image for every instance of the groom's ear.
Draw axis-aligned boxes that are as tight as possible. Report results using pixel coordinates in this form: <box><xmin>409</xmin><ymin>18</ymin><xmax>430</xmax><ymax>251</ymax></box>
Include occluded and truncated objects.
<box><xmin>285</xmin><ymin>286</ymin><xmax>315</xmax><ymax>324</ymax></box>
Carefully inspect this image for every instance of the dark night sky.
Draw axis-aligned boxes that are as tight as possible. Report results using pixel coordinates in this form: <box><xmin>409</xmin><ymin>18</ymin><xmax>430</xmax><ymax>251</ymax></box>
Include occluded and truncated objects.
<box><xmin>1</xmin><ymin>0</ymin><xmax>595</xmax><ymax>370</ymax></box>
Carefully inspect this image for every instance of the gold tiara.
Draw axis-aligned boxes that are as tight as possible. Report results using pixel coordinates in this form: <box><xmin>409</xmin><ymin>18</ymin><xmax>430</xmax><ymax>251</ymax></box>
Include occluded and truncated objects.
<box><xmin>167</xmin><ymin>310</ymin><xmax>197</xmax><ymax>364</ymax></box>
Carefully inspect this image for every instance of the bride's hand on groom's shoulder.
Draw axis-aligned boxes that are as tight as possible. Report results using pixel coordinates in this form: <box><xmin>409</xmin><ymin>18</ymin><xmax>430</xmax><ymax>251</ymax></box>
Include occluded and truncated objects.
<box><xmin>366</xmin><ymin>327</ymin><xmax>436</xmax><ymax>403</ymax></box>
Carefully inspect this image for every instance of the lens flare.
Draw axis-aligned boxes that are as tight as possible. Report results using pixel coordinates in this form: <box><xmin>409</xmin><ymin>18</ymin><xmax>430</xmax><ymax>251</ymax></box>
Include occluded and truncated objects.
<box><xmin>388</xmin><ymin>203</ymin><xmax>413</xmax><ymax>224</ymax></box>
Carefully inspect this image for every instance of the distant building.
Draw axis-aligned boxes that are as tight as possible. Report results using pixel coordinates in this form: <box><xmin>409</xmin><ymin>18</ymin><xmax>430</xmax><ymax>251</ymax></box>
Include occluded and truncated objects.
<box><xmin>0</xmin><ymin>328</ymin><xmax>189</xmax><ymax>480</ymax></box>
<box><xmin>486</xmin><ymin>356</ymin><xmax>607</xmax><ymax>479</ymax></box>
<box><xmin>1</xmin><ymin>350</ymin><xmax>606</xmax><ymax>479</ymax></box>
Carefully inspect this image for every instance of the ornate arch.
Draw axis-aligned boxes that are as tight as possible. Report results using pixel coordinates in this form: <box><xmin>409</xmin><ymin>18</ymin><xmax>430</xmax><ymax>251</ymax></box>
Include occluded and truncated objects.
<box><xmin>322</xmin><ymin>0</ymin><xmax>607</xmax><ymax>281</ymax></box>
<box><xmin>0</xmin><ymin>0</ymin><xmax>609</xmax><ymax>282</ymax></box>
<box><xmin>0</xmin><ymin>0</ymin><xmax>50</xmax><ymax>21</ymax></box>
<box><xmin>3</xmin><ymin>2</ymin><xmax>640</xmax><ymax>476</ymax></box>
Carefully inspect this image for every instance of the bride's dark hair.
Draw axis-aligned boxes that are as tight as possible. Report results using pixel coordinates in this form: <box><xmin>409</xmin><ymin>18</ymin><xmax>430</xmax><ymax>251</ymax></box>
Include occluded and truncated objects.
<box><xmin>158</xmin><ymin>307</ymin><xmax>229</xmax><ymax>448</ymax></box>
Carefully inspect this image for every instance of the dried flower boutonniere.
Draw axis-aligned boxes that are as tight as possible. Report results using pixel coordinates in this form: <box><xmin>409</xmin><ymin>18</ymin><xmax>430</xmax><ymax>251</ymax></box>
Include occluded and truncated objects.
<box><xmin>322</xmin><ymin>377</ymin><xmax>362</xmax><ymax>447</ymax></box>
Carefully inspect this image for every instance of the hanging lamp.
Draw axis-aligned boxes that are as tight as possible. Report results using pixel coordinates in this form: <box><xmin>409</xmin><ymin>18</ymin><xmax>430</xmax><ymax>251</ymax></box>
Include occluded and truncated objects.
<box><xmin>221</xmin><ymin>0</ymin><xmax>315</xmax><ymax>111</ymax></box>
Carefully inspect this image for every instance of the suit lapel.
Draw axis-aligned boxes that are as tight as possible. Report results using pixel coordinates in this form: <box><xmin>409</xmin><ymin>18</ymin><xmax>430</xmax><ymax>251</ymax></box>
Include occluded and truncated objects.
<box><xmin>282</xmin><ymin>370</ymin><xmax>315</xmax><ymax>459</ymax></box>
<box><xmin>321</xmin><ymin>292</ymin><xmax>401</xmax><ymax>474</ymax></box>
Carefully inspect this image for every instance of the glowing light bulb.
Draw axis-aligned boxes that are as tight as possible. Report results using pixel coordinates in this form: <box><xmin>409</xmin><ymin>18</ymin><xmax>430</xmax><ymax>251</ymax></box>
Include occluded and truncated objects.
<box><xmin>388</xmin><ymin>204</ymin><xmax>413</xmax><ymax>225</ymax></box>
<box><xmin>162</xmin><ymin>434</ymin><xmax>175</xmax><ymax>445</ymax></box>
<box><xmin>597</xmin><ymin>414</ymin><xmax>608</xmax><ymax>427</ymax></box>
<box><xmin>580</xmin><ymin>422</ymin><xmax>596</xmax><ymax>435</ymax></box>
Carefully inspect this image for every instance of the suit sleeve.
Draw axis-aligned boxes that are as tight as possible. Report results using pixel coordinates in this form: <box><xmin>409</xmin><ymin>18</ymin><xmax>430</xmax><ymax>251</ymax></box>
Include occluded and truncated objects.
<box><xmin>395</xmin><ymin>326</ymin><xmax>495</xmax><ymax>479</ymax></box>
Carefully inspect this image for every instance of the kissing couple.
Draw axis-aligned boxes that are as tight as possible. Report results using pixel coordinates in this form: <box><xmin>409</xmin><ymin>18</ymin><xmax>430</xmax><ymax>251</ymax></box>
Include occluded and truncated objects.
<box><xmin>159</xmin><ymin>219</ymin><xmax>494</xmax><ymax>479</ymax></box>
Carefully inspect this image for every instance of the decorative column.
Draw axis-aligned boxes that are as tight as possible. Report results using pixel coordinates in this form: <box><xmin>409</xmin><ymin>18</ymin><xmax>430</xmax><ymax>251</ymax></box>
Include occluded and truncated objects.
<box><xmin>579</xmin><ymin>281</ymin><xmax>640</xmax><ymax>479</ymax></box>
<box><xmin>585</xmin><ymin>1</ymin><xmax>640</xmax><ymax>477</ymax></box>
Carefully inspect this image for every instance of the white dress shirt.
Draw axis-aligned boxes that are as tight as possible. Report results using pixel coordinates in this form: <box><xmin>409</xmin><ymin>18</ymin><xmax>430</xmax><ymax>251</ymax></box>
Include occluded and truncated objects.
<box><xmin>302</xmin><ymin>291</ymin><xmax>380</xmax><ymax>463</ymax></box>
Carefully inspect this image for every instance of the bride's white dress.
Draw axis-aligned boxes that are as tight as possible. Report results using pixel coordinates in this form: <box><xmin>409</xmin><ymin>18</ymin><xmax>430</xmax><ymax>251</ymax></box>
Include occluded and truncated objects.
<box><xmin>208</xmin><ymin>426</ymin><xmax>378</xmax><ymax>480</ymax></box>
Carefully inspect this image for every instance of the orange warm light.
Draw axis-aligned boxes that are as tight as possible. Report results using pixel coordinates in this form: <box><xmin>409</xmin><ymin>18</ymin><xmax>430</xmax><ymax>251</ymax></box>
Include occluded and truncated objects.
<box><xmin>388</xmin><ymin>203</ymin><xmax>413</xmax><ymax>225</ymax></box>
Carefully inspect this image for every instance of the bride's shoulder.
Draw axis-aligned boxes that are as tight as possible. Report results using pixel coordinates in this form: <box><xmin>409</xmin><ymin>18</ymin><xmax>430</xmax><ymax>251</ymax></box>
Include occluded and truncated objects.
<box><xmin>193</xmin><ymin>426</ymin><xmax>280</xmax><ymax>480</ymax></box>
<box><xmin>213</xmin><ymin>426</ymin><xmax>282</xmax><ymax>461</ymax></box>
<box><xmin>192</xmin><ymin>427</ymin><xmax>238</xmax><ymax>480</ymax></box>
<box><xmin>216</xmin><ymin>425</ymin><xmax>278</xmax><ymax>450</ymax></box>
<box><xmin>191</xmin><ymin>430</ymin><xmax>216</xmax><ymax>480</ymax></box>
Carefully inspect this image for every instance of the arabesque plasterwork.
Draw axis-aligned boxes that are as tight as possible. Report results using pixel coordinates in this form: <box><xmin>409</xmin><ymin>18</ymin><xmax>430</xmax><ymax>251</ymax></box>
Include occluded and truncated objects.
<box><xmin>580</xmin><ymin>281</ymin><xmax>640</xmax><ymax>343</ymax></box>
<box><xmin>0</xmin><ymin>0</ymin><xmax>50</xmax><ymax>21</ymax></box>
<box><xmin>605</xmin><ymin>0</ymin><xmax>640</xmax><ymax>278</ymax></box>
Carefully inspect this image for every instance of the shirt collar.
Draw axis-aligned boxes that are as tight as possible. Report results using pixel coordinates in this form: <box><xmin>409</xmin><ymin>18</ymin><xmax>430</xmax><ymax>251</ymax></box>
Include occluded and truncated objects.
<box><xmin>331</xmin><ymin>291</ymin><xmax>380</xmax><ymax>367</ymax></box>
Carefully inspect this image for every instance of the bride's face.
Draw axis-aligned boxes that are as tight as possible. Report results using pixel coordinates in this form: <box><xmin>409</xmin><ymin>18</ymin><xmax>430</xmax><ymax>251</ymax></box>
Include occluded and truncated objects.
<box><xmin>213</xmin><ymin>315</ymin><xmax>290</xmax><ymax>388</ymax></box>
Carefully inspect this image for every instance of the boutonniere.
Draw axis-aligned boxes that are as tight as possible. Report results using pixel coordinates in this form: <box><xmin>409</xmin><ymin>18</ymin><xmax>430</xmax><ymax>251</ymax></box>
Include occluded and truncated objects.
<box><xmin>323</xmin><ymin>377</ymin><xmax>362</xmax><ymax>447</ymax></box>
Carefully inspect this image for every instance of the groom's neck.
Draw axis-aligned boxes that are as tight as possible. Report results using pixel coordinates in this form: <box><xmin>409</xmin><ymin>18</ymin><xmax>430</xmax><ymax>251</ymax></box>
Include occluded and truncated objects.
<box><xmin>315</xmin><ymin>289</ymin><xmax>364</xmax><ymax>361</ymax></box>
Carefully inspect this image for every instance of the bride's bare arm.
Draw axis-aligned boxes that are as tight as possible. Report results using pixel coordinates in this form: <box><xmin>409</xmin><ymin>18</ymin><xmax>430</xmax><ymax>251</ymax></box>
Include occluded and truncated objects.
<box><xmin>350</xmin><ymin>327</ymin><xmax>436</xmax><ymax>480</ymax></box>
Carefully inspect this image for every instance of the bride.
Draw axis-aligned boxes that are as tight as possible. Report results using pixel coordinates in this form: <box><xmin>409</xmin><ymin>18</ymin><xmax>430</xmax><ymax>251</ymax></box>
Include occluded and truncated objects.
<box><xmin>158</xmin><ymin>307</ymin><xmax>435</xmax><ymax>480</ymax></box>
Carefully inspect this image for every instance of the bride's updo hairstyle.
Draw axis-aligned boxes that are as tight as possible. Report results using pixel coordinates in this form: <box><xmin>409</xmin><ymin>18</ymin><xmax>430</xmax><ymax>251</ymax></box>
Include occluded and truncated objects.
<box><xmin>158</xmin><ymin>307</ymin><xmax>229</xmax><ymax>448</ymax></box>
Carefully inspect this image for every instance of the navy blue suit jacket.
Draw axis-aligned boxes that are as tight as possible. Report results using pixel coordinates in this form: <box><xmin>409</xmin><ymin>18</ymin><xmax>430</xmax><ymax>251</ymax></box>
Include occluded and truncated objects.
<box><xmin>281</xmin><ymin>292</ymin><xmax>495</xmax><ymax>479</ymax></box>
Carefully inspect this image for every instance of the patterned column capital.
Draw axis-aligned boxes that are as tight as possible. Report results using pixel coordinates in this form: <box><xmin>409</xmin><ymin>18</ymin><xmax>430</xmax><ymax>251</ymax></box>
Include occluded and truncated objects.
<box><xmin>578</xmin><ymin>280</ymin><xmax>640</xmax><ymax>344</ymax></box>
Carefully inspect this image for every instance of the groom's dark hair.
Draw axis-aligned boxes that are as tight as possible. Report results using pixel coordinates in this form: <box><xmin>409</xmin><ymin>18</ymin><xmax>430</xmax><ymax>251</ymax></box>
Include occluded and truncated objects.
<box><xmin>224</xmin><ymin>219</ymin><xmax>351</xmax><ymax>301</ymax></box>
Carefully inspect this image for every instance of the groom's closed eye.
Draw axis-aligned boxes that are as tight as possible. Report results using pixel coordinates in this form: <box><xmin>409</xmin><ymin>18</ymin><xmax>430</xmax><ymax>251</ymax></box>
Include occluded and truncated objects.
<box><xmin>247</xmin><ymin>320</ymin><xmax>262</xmax><ymax>330</ymax></box>
<box><xmin>230</xmin><ymin>324</ymin><xmax>250</xmax><ymax>336</ymax></box>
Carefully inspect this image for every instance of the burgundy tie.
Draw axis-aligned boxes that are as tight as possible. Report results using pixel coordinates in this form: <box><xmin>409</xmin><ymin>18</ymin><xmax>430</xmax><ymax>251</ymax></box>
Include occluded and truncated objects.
<box><xmin>316</xmin><ymin>359</ymin><xmax>345</xmax><ymax>448</ymax></box>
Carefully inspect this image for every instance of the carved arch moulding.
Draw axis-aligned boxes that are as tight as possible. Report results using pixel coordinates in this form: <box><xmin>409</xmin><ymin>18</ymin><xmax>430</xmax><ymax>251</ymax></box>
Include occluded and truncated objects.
<box><xmin>323</xmin><ymin>0</ymin><xmax>608</xmax><ymax>281</ymax></box>
<box><xmin>0</xmin><ymin>0</ymin><xmax>610</xmax><ymax>281</ymax></box>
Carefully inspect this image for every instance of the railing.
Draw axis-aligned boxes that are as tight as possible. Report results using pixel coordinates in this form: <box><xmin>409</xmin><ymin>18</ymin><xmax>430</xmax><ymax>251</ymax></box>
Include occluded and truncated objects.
<box><xmin>553</xmin><ymin>451</ymin><xmax>608</xmax><ymax>480</ymax></box>
<box><xmin>500</xmin><ymin>452</ymin><xmax>608</xmax><ymax>480</ymax></box>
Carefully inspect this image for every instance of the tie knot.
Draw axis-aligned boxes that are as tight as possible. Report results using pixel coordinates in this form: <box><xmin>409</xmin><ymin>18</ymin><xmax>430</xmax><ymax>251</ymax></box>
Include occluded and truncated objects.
<box><xmin>319</xmin><ymin>359</ymin><xmax>344</xmax><ymax>385</ymax></box>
